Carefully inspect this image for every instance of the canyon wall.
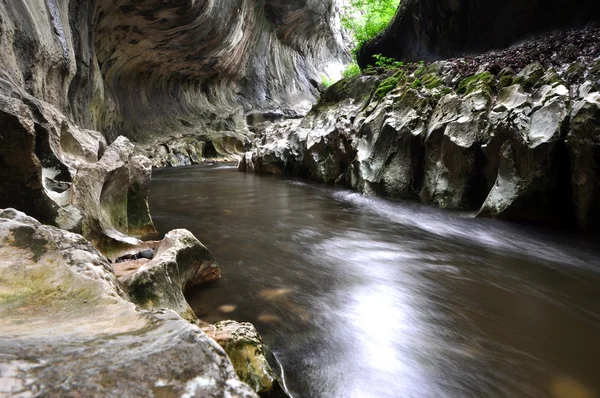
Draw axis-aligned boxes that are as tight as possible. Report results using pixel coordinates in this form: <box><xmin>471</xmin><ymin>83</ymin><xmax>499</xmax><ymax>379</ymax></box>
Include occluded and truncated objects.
<box><xmin>241</xmin><ymin>27</ymin><xmax>600</xmax><ymax>230</ymax></box>
<box><xmin>358</xmin><ymin>0</ymin><xmax>600</xmax><ymax>66</ymax></box>
<box><xmin>0</xmin><ymin>0</ymin><xmax>349</xmax><ymax>141</ymax></box>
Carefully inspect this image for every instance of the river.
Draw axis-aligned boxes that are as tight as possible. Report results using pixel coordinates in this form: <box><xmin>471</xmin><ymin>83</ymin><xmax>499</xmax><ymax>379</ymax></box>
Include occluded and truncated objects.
<box><xmin>150</xmin><ymin>163</ymin><xmax>600</xmax><ymax>398</ymax></box>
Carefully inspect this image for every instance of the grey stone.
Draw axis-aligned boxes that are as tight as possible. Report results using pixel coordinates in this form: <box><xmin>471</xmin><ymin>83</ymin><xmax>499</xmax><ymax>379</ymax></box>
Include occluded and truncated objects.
<box><xmin>0</xmin><ymin>208</ymin><xmax>257</xmax><ymax>398</ymax></box>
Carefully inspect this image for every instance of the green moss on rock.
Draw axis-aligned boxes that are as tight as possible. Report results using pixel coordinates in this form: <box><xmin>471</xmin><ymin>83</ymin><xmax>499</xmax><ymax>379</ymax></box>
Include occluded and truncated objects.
<box><xmin>498</xmin><ymin>75</ymin><xmax>514</xmax><ymax>90</ymax></box>
<box><xmin>457</xmin><ymin>72</ymin><xmax>496</xmax><ymax>95</ymax></box>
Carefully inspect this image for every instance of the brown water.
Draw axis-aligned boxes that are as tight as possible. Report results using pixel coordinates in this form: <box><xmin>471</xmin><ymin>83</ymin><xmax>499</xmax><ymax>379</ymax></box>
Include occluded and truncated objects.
<box><xmin>150</xmin><ymin>163</ymin><xmax>600</xmax><ymax>398</ymax></box>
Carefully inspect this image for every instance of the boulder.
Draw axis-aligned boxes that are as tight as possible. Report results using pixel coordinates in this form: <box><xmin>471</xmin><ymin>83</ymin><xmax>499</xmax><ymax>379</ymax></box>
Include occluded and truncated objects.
<box><xmin>204</xmin><ymin>320</ymin><xmax>290</xmax><ymax>398</ymax></box>
<box><xmin>114</xmin><ymin>229</ymin><xmax>221</xmax><ymax>322</ymax></box>
<box><xmin>0</xmin><ymin>208</ymin><xmax>257</xmax><ymax>398</ymax></box>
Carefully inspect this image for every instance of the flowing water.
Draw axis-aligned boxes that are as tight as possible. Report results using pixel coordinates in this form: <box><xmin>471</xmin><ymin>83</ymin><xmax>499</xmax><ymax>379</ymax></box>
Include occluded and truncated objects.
<box><xmin>150</xmin><ymin>164</ymin><xmax>600</xmax><ymax>398</ymax></box>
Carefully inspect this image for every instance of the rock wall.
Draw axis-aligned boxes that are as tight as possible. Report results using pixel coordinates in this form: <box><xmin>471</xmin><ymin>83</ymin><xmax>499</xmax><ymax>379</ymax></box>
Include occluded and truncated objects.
<box><xmin>358</xmin><ymin>0</ymin><xmax>600</xmax><ymax>66</ymax></box>
<box><xmin>0</xmin><ymin>0</ymin><xmax>348</xmax><ymax>144</ymax></box>
<box><xmin>240</xmin><ymin>29</ymin><xmax>600</xmax><ymax>230</ymax></box>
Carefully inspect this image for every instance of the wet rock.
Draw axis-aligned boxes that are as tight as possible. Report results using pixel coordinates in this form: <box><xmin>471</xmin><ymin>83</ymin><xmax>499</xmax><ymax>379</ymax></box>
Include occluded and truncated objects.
<box><xmin>478</xmin><ymin>73</ymin><xmax>572</xmax><ymax>224</ymax></box>
<box><xmin>350</xmin><ymin>88</ymin><xmax>431</xmax><ymax>198</ymax></box>
<box><xmin>421</xmin><ymin>89</ymin><xmax>490</xmax><ymax>209</ymax></box>
<box><xmin>0</xmin><ymin>208</ymin><xmax>257</xmax><ymax>398</ymax></box>
<box><xmin>204</xmin><ymin>320</ymin><xmax>290</xmax><ymax>398</ymax></box>
<box><xmin>115</xmin><ymin>229</ymin><xmax>221</xmax><ymax>322</ymax></box>
<box><xmin>566</xmin><ymin>82</ymin><xmax>600</xmax><ymax>229</ymax></box>
<box><xmin>139</xmin><ymin>248</ymin><xmax>154</xmax><ymax>259</ymax></box>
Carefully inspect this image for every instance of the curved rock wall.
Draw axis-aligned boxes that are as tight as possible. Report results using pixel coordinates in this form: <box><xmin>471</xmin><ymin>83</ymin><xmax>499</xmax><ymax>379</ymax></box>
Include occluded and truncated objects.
<box><xmin>0</xmin><ymin>0</ymin><xmax>349</xmax><ymax>144</ymax></box>
<box><xmin>358</xmin><ymin>0</ymin><xmax>600</xmax><ymax>66</ymax></box>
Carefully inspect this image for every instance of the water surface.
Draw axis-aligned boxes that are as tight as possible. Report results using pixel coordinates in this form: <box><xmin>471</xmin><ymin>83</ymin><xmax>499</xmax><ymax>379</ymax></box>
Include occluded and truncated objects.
<box><xmin>150</xmin><ymin>164</ymin><xmax>600</xmax><ymax>398</ymax></box>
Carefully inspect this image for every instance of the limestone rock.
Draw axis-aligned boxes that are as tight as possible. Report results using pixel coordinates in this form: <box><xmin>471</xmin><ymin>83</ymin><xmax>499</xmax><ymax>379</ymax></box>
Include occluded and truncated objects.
<box><xmin>566</xmin><ymin>82</ymin><xmax>600</xmax><ymax>229</ymax></box>
<box><xmin>0</xmin><ymin>77</ymin><xmax>156</xmax><ymax>251</ymax></box>
<box><xmin>204</xmin><ymin>320</ymin><xmax>290</xmax><ymax>398</ymax></box>
<box><xmin>479</xmin><ymin>76</ymin><xmax>572</xmax><ymax>224</ymax></box>
<box><xmin>350</xmin><ymin>88</ymin><xmax>432</xmax><ymax>198</ymax></box>
<box><xmin>127</xmin><ymin>155</ymin><xmax>155</xmax><ymax>236</ymax></box>
<box><xmin>421</xmin><ymin>89</ymin><xmax>490</xmax><ymax>208</ymax></box>
<box><xmin>115</xmin><ymin>229</ymin><xmax>221</xmax><ymax>322</ymax></box>
<box><xmin>0</xmin><ymin>208</ymin><xmax>257</xmax><ymax>398</ymax></box>
<box><xmin>0</xmin><ymin>95</ymin><xmax>58</xmax><ymax>224</ymax></box>
<box><xmin>242</xmin><ymin>58</ymin><xmax>600</xmax><ymax>230</ymax></box>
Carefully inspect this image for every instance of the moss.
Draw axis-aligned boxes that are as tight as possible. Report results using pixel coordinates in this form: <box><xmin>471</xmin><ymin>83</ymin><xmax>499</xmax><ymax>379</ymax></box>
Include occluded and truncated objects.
<box><xmin>414</xmin><ymin>66</ymin><xmax>426</xmax><ymax>77</ymax></box>
<box><xmin>410</xmin><ymin>78</ymin><xmax>422</xmax><ymax>89</ymax></box>
<box><xmin>539</xmin><ymin>68</ymin><xmax>565</xmax><ymax>87</ymax></box>
<box><xmin>127</xmin><ymin>275</ymin><xmax>160</xmax><ymax>307</ymax></box>
<box><xmin>440</xmin><ymin>87</ymin><xmax>453</xmax><ymax>95</ymax></box>
<box><xmin>421</xmin><ymin>73</ymin><xmax>442</xmax><ymax>89</ymax></box>
<box><xmin>375</xmin><ymin>71</ymin><xmax>405</xmax><ymax>99</ymax></box>
<box><xmin>513</xmin><ymin>62</ymin><xmax>544</xmax><ymax>89</ymax></box>
<box><xmin>457</xmin><ymin>72</ymin><xmax>495</xmax><ymax>95</ymax></box>
<box><xmin>498</xmin><ymin>75</ymin><xmax>514</xmax><ymax>90</ymax></box>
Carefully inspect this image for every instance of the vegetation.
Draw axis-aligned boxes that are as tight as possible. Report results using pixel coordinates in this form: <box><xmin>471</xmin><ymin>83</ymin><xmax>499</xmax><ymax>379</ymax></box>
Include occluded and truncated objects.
<box><xmin>321</xmin><ymin>74</ymin><xmax>335</xmax><ymax>87</ymax></box>
<box><xmin>375</xmin><ymin>73</ymin><xmax>402</xmax><ymax>99</ymax></box>
<box><xmin>339</xmin><ymin>0</ymin><xmax>401</xmax><ymax>78</ymax></box>
<box><xmin>341</xmin><ymin>0</ymin><xmax>401</xmax><ymax>55</ymax></box>
<box><xmin>343</xmin><ymin>63</ymin><xmax>361</xmax><ymax>78</ymax></box>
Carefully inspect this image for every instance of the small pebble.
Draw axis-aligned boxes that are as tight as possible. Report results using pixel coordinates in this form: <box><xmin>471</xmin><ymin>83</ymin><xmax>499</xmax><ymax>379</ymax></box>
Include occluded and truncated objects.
<box><xmin>139</xmin><ymin>249</ymin><xmax>154</xmax><ymax>259</ymax></box>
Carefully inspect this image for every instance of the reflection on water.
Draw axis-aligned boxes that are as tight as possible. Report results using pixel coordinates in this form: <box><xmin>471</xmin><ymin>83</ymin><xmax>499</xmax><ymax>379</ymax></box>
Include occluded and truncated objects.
<box><xmin>150</xmin><ymin>164</ymin><xmax>600</xmax><ymax>398</ymax></box>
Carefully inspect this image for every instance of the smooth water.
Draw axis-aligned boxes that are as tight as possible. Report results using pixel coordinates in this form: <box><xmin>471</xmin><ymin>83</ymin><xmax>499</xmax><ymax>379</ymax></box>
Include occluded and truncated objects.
<box><xmin>150</xmin><ymin>164</ymin><xmax>600</xmax><ymax>398</ymax></box>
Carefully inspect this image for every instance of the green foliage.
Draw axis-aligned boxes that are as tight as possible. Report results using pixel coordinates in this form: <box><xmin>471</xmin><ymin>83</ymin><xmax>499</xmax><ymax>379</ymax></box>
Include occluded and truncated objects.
<box><xmin>343</xmin><ymin>62</ymin><xmax>362</xmax><ymax>78</ymax></box>
<box><xmin>321</xmin><ymin>74</ymin><xmax>334</xmax><ymax>88</ymax></box>
<box><xmin>498</xmin><ymin>75</ymin><xmax>514</xmax><ymax>90</ymax></box>
<box><xmin>373</xmin><ymin>54</ymin><xmax>404</xmax><ymax>68</ymax></box>
<box><xmin>341</xmin><ymin>0</ymin><xmax>401</xmax><ymax>55</ymax></box>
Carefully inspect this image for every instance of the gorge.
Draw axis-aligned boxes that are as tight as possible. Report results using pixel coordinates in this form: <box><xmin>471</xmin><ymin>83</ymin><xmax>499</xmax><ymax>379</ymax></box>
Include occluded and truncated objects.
<box><xmin>1</xmin><ymin>0</ymin><xmax>600</xmax><ymax>397</ymax></box>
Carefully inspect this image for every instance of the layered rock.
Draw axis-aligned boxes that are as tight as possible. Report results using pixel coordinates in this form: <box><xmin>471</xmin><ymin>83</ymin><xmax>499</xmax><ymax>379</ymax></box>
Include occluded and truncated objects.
<box><xmin>241</xmin><ymin>48</ymin><xmax>600</xmax><ymax>230</ymax></box>
<box><xmin>0</xmin><ymin>208</ymin><xmax>257</xmax><ymax>398</ymax></box>
<box><xmin>358</xmin><ymin>0</ymin><xmax>600</xmax><ymax>66</ymax></box>
<box><xmin>0</xmin><ymin>0</ymin><xmax>349</xmax><ymax>155</ymax></box>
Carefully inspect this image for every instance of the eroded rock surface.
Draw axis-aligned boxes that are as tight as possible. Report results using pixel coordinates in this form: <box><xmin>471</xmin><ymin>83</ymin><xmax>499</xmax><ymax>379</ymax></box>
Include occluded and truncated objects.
<box><xmin>242</xmin><ymin>48</ymin><xmax>600</xmax><ymax>230</ymax></box>
<box><xmin>0</xmin><ymin>77</ymin><xmax>156</xmax><ymax>249</ymax></box>
<box><xmin>114</xmin><ymin>229</ymin><xmax>221</xmax><ymax>322</ymax></box>
<box><xmin>204</xmin><ymin>321</ymin><xmax>290</xmax><ymax>398</ymax></box>
<box><xmin>0</xmin><ymin>208</ymin><xmax>257</xmax><ymax>398</ymax></box>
